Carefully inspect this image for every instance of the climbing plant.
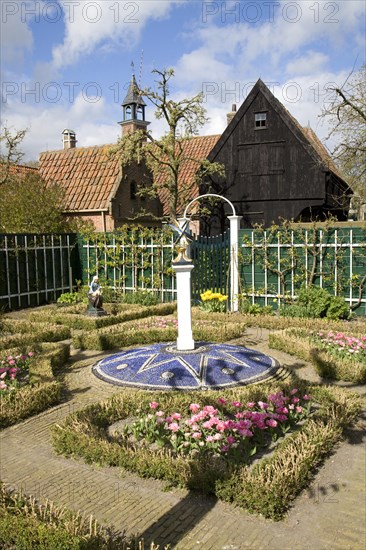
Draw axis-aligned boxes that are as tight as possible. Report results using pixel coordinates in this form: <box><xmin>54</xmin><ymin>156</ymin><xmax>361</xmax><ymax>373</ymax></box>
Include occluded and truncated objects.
<box><xmin>78</xmin><ymin>225</ymin><xmax>176</xmax><ymax>299</ymax></box>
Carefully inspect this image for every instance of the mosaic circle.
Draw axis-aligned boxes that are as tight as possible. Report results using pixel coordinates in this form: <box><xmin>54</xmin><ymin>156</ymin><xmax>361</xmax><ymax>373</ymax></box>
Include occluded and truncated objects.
<box><xmin>92</xmin><ymin>342</ymin><xmax>279</xmax><ymax>391</ymax></box>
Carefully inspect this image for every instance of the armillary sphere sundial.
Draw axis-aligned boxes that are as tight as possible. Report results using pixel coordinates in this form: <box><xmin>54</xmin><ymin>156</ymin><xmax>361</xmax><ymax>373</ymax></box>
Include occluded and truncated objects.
<box><xmin>93</xmin><ymin>195</ymin><xmax>281</xmax><ymax>391</ymax></box>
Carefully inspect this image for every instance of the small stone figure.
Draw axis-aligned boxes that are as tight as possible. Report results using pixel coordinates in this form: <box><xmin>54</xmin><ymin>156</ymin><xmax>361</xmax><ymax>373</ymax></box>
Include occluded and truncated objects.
<box><xmin>87</xmin><ymin>276</ymin><xmax>106</xmax><ymax>315</ymax></box>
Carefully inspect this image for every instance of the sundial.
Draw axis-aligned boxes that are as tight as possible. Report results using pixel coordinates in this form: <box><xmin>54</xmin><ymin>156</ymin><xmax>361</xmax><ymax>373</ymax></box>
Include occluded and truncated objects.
<box><xmin>92</xmin><ymin>196</ymin><xmax>281</xmax><ymax>391</ymax></box>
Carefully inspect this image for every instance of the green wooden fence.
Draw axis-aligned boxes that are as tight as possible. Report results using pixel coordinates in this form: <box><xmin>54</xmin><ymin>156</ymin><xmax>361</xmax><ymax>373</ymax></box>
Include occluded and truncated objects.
<box><xmin>239</xmin><ymin>226</ymin><xmax>366</xmax><ymax>315</ymax></box>
<box><xmin>0</xmin><ymin>234</ymin><xmax>80</xmax><ymax>309</ymax></box>
<box><xmin>1</xmin><ymin>226</ymin><xmax>365</xmax><ymax>315</ymax></box>
<box><xmin>77</xmin><ymin>231</ymin><xmax>176</xmax><ymax>302</ymax></box>
<box><xmin>191</xmin><ymin>232</ymin><xmax>230</xmax><ymax>302</ymax></box>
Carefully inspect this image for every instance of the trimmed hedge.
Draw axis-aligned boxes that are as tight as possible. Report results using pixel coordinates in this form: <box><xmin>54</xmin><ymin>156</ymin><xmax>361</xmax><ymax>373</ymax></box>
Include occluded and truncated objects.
<box><xmin>191</xmin><ymin>308</ymin><xmax>365</xmax><ymax>333</ymax></box>
<box><xmin>72</xmin><ymin>320</ymin><xmax>246</xmax><ymax>351</ymax></box>
<box><xmin>0</xmin><ymin>382</ymin><xmax>61</xmax><ymax>430</ymax></box>
<box><xmin>0</xmin><ymin>322</ymin><xmax>71</xmax><ymax>350</ymax></box>
<box><xmin>51</xmin><ymin>381</ymin><xmax>361</xmax><ymax>520</ymax></box>
<box><xmin>28</xmin><ymin>303</ymin><xmax>176</xmax><ymax>330</ymax></box>
<box><xmin>0</xmin><ymin>481</ymin><xmax>162</xmax><ymax>549</ymax></box>
<box><xmin>269</xmin><ymin>329</ymin><xmax>366</xmax><ymax>383</ymax></box>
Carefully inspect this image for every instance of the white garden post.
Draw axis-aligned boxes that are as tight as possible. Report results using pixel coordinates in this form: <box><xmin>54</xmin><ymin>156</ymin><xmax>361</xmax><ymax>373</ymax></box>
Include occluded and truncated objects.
<box><xmin>228</xmin><ymin>215</ymin><xmax>242</xmax><ymax>312</ymax></box>
<box><xmin>172</xmin><ymin>217</ymin><xmax>195</xmax><ymax>351</ymax></box>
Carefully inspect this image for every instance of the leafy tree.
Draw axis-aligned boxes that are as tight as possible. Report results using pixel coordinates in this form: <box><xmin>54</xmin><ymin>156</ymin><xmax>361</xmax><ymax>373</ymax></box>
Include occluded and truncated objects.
<box><xmin>322</xmin><ymin>66</ymin><xmax>366</xmax><ymax>208</ymax></box>
<box><xmin>0</xmin><ymin>127</ymin><xmax>77</xmax><ymax>233</ymax></box>
<box><xmin>112</xmin><ymin>68</ymin><xmax>225</xmax><ymax>224</ymax></box>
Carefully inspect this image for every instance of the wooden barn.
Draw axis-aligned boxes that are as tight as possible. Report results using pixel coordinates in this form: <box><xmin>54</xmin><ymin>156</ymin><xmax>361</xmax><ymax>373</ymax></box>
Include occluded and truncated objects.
<box><xmin>201</xmin><ymin>79</ymin><xmax>352</xmax><ymax>233</ymax></box>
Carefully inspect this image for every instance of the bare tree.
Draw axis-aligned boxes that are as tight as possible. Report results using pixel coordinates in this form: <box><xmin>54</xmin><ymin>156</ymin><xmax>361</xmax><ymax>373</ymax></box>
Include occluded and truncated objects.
<box><xmin>0</xmin><ymin>127</ymin><xmax>28</xmax><ymax>185</ymax></box>
<box><xmin>322</xmin><ymin>66</ymin><xmax>366</xmax><ymax>208</ymax></box>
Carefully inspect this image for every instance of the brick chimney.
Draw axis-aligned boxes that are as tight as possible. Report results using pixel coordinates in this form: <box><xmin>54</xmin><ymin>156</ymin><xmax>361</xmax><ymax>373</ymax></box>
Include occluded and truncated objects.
<box><xmin>62</xmin><ymin>129</ymin><xmax>77</xmax><ymax>149</ymax></box>
<box><xmin>227</xmin><ymin>104</ymin><xmax>237</xmax><ymax>126</ymax></box>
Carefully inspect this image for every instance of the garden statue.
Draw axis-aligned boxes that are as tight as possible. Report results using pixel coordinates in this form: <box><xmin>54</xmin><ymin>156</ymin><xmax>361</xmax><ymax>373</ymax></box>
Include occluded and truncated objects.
<box><xmin>87</xmin><ymin>276</ymin><xmax>107</xmax><ymax>316</ymax></box>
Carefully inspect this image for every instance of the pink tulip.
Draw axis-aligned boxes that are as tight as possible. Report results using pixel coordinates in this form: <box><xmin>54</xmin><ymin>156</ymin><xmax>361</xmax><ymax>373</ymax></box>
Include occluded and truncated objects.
<box><xmin>167</xmin><ymin>422</ymin><xmax>179</xmax><ymax>432</ymax></box>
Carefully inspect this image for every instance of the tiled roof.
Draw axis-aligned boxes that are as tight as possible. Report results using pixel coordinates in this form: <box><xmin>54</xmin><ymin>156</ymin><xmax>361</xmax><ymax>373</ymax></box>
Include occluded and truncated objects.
<box><xmin>39</xmin><ymin>145</ymin><xmax>121</xmax><ymax>211</ymax></box>
<box><xmin>301</xmin><ymin>126</ymin><xmax>344</xmax><ymax>179</ymax></box>
<box><xmin>1</xmin><ymin>162</ymin><xmax>38</xmax><ymax>181</ymax></box>
<box><xmin>155</xmin><ymin>134</ymin><xmax>220</xmax><ymax>216</ymax></box>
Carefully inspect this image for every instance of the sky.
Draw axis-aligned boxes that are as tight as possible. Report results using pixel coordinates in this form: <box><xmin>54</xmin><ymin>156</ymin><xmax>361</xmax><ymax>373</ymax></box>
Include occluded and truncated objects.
<box><xmin>1</xmin><ymin>0</ymin><xmax>365</xmax><ymax>162</ymax></box>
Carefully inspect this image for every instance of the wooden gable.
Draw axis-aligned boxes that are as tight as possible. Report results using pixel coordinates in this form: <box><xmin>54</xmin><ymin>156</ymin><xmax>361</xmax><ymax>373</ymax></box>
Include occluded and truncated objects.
<box><xmin>206</xmin><ymin>79</ymin><xmax>351</xmax><ymax>229</ymax></box>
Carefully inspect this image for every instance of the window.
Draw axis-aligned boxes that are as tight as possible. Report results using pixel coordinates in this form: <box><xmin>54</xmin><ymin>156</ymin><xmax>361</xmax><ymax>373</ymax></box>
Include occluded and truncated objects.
<box><xmin>136</xmin><ymin>105</ymin><xmax>144</xmax><ymax>121</ymax></box>
<box><xmin>125</xmin><ymin>106</ymin><xmax>132</xmax><ymax>121</ymax></box>
<box><xmin>255</xmin><ymin>112</ymin><xmax>267</xmax><ymax>128</ymax></box>
<box><xmin>130</xmin><ymin>181</ymin><xmax>137</xmax><ymax>200</ymax></box>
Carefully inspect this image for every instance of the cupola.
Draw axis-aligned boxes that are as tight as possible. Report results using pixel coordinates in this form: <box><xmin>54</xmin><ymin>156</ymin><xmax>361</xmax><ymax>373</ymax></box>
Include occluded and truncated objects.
<box><xmin>119</xmin><ymin>64</ymin><xmax>150</xmax><ymax>136</ymax></box>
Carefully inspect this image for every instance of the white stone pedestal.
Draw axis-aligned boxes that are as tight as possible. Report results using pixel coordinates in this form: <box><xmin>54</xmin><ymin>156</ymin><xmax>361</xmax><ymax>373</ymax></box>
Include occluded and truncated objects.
<box><xmin>172</xmin><ymin>262</ymin><xmax>195</xmax><ymax>351</ymax></box>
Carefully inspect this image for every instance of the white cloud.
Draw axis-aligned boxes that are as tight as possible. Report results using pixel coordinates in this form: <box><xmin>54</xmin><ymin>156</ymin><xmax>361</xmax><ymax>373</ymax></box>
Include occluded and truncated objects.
<box><xmin>285</xmin><ymin>52</ymin><xmax>329</xmax><ymax>75</ymax></box>
<box><xmin>2</xmin><ymin>91</ymin><xmax>122</xmax><ymax>161</ymax></box>
<box><xmin>0</xmin><ymin>1</ymin><xmax>33</xmax><ymax>65</ymax></box>
<box><xmin>52</xmin><ymin>0</ymin><xmax>178</xmax><ymax>70</ymax></box>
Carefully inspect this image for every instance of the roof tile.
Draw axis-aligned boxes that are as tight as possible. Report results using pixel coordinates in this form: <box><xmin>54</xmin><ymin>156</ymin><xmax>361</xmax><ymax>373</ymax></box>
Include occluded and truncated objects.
<box><xmin>39</xmin><ymin>144</ymin><xmax>121</xmax><ymax>211</ymax></box>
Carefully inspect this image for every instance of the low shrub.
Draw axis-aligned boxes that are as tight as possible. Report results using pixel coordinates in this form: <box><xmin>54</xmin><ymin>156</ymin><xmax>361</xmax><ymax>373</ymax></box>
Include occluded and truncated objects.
<box><xmin>0</xmin><ymin>322</ymin><xmax>71</xmax><ymax>350</ymax></box>
<box><xmin>298</xmin><ymin>284</ymin><xmax>331</xmax><ymax>317</ymax></box>
<box><xmin>57</xmin><ymin>291</ymin><xmax>85</xmax><ymax>305</ymax></box>
<box><xmin>326</xmin><ymin>296</ymin><xmax>351</xmax><ymax>320</ymax></box>
<box><xmin>122</xmin><ymin>289</ymin><xmax>160</xmax><ymax>307</ymax></box>
<box><xmin>72</xmin><ymin>316</ymin><xmax>246</xmax><ymax>351</ymax></box>
<box><xmin>238</xmin><ymin>297</ymin><xmax>274</xmax><ymax>316</ymax></box>
<box><xmin>280</xmin><ymin>285</ymin><xmax>350</xmax><ymax>320</ymax></box>
<box><xmin>0</xmin><ymin>381</ymin><xmax>61</xmax><ymax>429</ymax></box>
<box><xmin>51</xmin><ymin>382</ymin><xmax>361</xmax><ymax>520</ymax></box>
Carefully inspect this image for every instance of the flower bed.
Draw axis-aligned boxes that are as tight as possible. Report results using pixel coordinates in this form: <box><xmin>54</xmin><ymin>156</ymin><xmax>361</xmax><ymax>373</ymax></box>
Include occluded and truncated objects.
<box><xmin>0</xmin><ymin>351</ymin><xmax>34</xmax><ymax>393</ymax></box>
<box><xmin>313</xmin><ymin>331</ymin><xmax>366</xmax><ymax>361</ymax></box>
<box><xmin>119</xmin><ymin>390</ymin><xmax>311</xmax><ymax>462</ymax></box>
<box><xmin>0</xmin><ymin>343</ymin><xmax>69</xmax><ymax>429</ymax></box>
<box><xmin>200</xmin><ymin>290</ymin><xmax>228</xmax><ymax>313</ymax></box>
<box><xmin>269</xmin><ymin>328</ymin><xmax>366</xmax><ymax>383</ymax></box>
<box><xmin>51</xmin><ymin>380</ymin><xmax>361</xmax><ymax>520</ymax></box>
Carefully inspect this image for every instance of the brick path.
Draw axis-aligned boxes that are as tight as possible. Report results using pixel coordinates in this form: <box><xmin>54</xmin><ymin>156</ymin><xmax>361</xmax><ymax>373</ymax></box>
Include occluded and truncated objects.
<box><xmin>1</xmin><ymin>329</ymin><xmax>365</xmax><ymax>549</ymax></box>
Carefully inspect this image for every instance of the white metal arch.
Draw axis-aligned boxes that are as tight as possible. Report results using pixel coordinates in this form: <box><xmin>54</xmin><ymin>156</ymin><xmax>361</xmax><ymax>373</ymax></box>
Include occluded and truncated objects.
<box><xmin>180</xmin><ymin>193</ymin><xmax>241</xmax><ymax>313</ymax></box>
<box><xmin>183</xmin><ymin>193</ymin><xmax>237</xmax><ymax>219</ymax></box>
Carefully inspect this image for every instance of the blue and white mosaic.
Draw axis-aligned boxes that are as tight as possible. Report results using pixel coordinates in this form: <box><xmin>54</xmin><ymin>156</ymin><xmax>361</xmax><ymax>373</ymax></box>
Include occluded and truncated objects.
<box><xmin>93</xmin><ymin>342</ymin><xmax>279</xmax><ymax>391</ymax></box>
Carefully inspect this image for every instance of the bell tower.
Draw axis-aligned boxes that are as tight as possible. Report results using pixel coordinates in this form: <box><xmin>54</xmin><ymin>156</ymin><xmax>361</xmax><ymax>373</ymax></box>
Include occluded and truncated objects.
<box><xmin>119</xmin><ymin>62</ymin><xmax>150</xmax><ymax>136</ymax></box>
